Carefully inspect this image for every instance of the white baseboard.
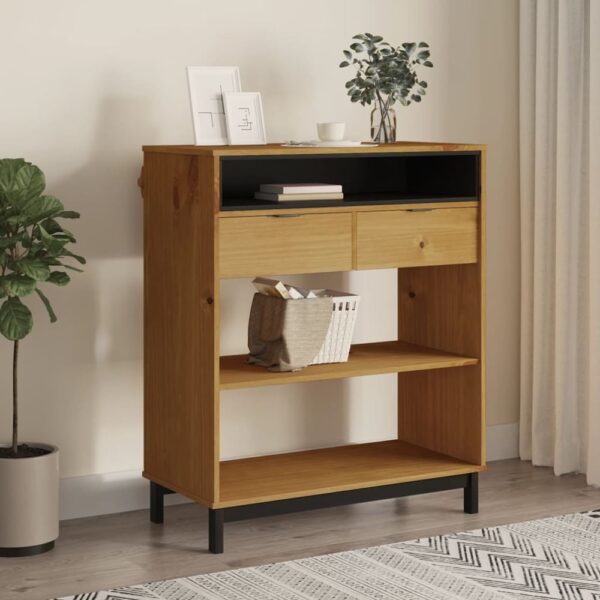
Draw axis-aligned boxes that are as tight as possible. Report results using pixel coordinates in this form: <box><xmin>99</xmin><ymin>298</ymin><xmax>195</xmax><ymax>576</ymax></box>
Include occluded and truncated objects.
<box><xmin>60</xmin><ymin>470</ymin><xmax>190</xmax><ymax>521</ymax></box>
<box><xmin>60</xmin><ymin>423</ymin><xmax>520</xmax><ymax>521</ymax></box>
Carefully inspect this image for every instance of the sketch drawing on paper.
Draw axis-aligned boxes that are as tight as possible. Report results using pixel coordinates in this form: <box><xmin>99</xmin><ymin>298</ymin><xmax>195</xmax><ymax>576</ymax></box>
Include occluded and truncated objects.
<box><xmin>187</xmin><ymin>67</ymin><xmax>241</xmax><ymax>145</ymax></box>
<box><xmin>238</xmin><ymin>107</ymin><xmax>253</xmax><ymax>131</ymax></box>
<box><xmin>223</xmin><ymin>92</ymin><xmax>267</xmax><ymax>145</ymax></box>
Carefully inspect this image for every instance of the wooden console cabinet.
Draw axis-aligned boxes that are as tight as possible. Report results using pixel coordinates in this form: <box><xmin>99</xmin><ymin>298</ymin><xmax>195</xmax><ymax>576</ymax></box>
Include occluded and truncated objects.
<box><xmin>139</xmin><ymin>142</ymin><xmax>486</xmax><ymax>553</ymax></box>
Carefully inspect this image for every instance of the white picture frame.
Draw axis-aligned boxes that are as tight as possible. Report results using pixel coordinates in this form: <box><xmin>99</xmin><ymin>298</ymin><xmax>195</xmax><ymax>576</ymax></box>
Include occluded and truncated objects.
<box><xmin>187</xmin><ymin>66</ymin><xmax>241</xmax><ymax>146</ymax></box>
<box><xmin>223</xmin><ymin>92</ymin><xmax>267</xmax><ymax>145</ymax></box>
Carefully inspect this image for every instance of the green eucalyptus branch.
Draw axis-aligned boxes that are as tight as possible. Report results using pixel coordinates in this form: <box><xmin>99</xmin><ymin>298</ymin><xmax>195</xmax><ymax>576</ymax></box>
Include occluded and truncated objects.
<box><xmin>340</xmin><ymin>33</ymin><xmax>433</xmax><ymax>109</ymax></box>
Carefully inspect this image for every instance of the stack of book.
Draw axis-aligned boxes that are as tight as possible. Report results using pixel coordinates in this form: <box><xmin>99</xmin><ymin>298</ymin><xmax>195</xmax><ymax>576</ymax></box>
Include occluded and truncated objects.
<box><xmin>254</xmin><ymin>183</ymin><xmax>343</xmax><ymax>202</ymax></box>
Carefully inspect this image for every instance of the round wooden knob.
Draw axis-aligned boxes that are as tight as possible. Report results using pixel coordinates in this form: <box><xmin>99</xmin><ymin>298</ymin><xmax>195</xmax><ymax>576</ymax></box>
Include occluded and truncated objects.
<box><xmin>206</xmin><ymin>297</ymin><xmax>214</xmax><ymax>305</ymax></box>
<box><xmin>419</xmin><ymin>241</ymin><xmax>425</xmax><ymax>248</ymax></box>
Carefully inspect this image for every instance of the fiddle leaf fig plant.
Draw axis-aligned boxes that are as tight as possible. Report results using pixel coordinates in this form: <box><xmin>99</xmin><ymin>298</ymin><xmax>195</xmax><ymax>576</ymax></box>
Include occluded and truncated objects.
<box><xmin>0</xmin><ymin>159</ymin><xmax>85</xmax><ymax>457</ymax></box>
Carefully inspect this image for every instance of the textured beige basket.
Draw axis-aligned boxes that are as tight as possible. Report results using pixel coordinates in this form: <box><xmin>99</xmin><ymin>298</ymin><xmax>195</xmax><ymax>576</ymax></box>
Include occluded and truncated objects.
<box><xmin>310</xmin><ymin>290</ymin><xmax>360</xmax><ymax>365</ymax></box>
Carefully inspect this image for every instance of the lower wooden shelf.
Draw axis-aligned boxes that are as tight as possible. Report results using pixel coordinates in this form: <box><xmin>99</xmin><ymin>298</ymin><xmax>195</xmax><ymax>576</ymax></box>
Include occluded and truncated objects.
<box><xmin>217</xmin><ymin>440</ymin><xmax>483</xmax><ymax>508</ymax></box>
<box><xmin>220</xmin><ymin>340</ymin><xmax>478</xmax><ymax>390</ymax></box>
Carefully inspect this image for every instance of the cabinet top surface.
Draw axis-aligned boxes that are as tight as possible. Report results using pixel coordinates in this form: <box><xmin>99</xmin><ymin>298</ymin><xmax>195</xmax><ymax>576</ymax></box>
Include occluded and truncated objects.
<box><xmin>142</xmin><ymin>141</ymin><xmax>486</xmax><ymax>157</ymax></box>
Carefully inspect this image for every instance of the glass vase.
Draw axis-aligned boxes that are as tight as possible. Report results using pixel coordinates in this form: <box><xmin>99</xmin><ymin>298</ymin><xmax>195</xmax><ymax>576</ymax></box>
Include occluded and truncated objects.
<box><xmin>370</xmin><ymin>104</ymin><xmax>396</xmax><ymax>143</ymax></box>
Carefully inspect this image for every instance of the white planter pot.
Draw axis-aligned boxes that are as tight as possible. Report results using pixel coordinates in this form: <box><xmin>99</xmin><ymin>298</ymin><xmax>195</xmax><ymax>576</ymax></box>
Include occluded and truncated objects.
<box><xmin>0</xmin><ymin>443</ymin><xmax>59</xmax><ymax>557</ymax></box>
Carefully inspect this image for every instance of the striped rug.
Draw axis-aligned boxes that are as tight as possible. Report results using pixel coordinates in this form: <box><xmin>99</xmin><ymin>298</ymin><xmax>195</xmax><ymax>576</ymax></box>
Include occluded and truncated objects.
<box><xmin>55</xmin><ymin>509</ymin><xmax>600</xmax><ymax>600</ymax></box>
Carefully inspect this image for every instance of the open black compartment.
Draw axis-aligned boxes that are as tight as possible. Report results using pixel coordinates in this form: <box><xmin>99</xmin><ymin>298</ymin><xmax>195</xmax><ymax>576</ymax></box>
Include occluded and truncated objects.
<box><xmin>220</xmin><ymin>151</ymin><xmax>480</xmax><ymax>211</ymax></box>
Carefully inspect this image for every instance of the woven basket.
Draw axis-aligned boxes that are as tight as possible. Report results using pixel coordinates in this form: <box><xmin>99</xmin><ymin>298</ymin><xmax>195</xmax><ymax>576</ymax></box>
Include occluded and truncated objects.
<box><xmin>310</xmin><ymin>290</ymin><xmax>360</xmax><ymax>365</ymax></box>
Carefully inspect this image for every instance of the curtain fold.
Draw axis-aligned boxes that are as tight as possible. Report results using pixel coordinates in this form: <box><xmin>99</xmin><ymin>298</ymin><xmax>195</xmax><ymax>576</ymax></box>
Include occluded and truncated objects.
<box><xmin>519</xmin><ymin>0</ymin><xmax>599</xmax><ymax>485</ymax></box>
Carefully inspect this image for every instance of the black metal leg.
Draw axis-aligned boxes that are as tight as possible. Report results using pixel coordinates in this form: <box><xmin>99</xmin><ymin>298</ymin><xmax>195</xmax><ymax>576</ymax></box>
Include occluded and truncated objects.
<box><xmin>148</xmin><ymin>475</ymin><xmax>473</xmax><ymax>554</ymax></box>
<box><xmin>209</xmin><ymin>509</ymin><xmax>224</xmax><ymax>554</ymax></box>
<box><xmin>150</xmin><ymin>481</ymin><xmax>165</xmax><ymax>524</ymax></box>
<box><xmin>464</xmin><ymin>473</ymin><xmax>479</xmax><ymax>514</ymax></box>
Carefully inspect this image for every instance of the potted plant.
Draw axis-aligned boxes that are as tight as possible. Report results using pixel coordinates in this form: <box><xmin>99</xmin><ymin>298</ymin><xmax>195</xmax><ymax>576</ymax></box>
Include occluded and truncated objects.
<box><xmin>0</xmin><ymin>159</ymin><xmax>84</xmax><ymax>556</ymax></box>
<box><xmin>340</xmin><ymin>33</ymin><xmax>433</xmax><ymax>143</ymax></box>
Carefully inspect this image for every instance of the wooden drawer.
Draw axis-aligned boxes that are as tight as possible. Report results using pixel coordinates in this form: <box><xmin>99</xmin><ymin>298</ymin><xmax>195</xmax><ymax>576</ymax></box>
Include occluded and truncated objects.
<box><xmin>219</xmin><ymin>213</ymin><xmax>352</xmax><ymax>278</ymax></box>
<box><xmin>356</xmin><ymin>207</ymin><xmax>478</xmax><ymax>269</ymax></box>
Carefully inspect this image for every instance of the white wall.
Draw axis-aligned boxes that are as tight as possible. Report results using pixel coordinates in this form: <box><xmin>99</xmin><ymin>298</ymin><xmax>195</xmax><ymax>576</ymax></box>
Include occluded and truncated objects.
<box><xmin>0</xmin><ymin>0</ymin><xmax>520</xmax><ymax>484</ymax></box>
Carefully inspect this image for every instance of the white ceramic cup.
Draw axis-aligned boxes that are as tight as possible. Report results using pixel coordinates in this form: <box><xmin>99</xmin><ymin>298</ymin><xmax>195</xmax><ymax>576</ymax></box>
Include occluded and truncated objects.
<box><xmin>317</xmin><ymin>122</ymin><xmax>346</xmax><ymax>142</ymax></box>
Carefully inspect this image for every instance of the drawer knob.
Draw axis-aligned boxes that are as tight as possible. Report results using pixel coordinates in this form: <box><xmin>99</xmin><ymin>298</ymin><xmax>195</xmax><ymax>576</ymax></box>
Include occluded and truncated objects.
<box><xmin>419</xmin><ymin>241</ymin><xmax>425</xmax><ymax>249</ymax></box>
<box><xmin>206</xmin><ymin>297</ymin><xmax>214</xmax><ymax>305</ymax></box>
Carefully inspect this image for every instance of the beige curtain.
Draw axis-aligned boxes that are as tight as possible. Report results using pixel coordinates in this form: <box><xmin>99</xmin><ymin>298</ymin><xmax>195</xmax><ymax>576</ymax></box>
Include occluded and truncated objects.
<box><xmin>519</xmin><ymin>0</ymin><xmax>599</xmax><ymax>485</ymax></box>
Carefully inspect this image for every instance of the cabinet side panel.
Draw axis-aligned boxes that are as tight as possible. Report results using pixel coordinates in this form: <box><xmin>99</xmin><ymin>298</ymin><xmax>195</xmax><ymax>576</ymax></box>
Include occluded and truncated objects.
<box><xmin>397</xmin><ymin>151</ymin><xmax>485</xmax><ymax>466</ymax></box>
<box><xmin>143</xmin><ymin>152</ymin><xmax>218</xmax><ymax>504</ymax></box>
<box><xmin>397</xmin><ymin>368</ymin><xmax>483</xmax><ymax>464</ymax></box>
<box><xmin>396</xmin><ymin>263</ymin><xmax>483</xmax><ymax>465</ymax></box>
<box><xmin>397</xmin><ymin>262</ymin><xmax>481</xmax><ymax>357</ymax></box>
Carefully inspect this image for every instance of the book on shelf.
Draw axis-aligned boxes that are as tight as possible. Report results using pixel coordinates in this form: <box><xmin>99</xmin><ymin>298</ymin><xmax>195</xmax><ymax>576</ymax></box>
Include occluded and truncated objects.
<box><xmin>259</xmin><ymin>183</ymin><xmax>343</xmax><ymax>194</ymax></box>
<box><xmin>254</xmin><ymin>191</ymin><xmax>344</xmax><ymax>202</ymax></box>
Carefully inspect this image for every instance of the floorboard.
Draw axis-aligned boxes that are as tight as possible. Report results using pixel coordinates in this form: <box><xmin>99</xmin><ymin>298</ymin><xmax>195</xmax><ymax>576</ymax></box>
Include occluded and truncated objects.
<box><xmin>0</xmin><ymin>459</ymin><xmax>598</xmax><ymax>600</ymax></box>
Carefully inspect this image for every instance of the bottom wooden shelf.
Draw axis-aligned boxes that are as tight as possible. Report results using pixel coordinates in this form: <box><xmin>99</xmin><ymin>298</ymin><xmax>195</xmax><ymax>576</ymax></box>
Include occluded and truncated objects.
<box><xmin>218</xmin><ymin>440</ymin><xmax>483</xmax><ymax>508</ymax></box>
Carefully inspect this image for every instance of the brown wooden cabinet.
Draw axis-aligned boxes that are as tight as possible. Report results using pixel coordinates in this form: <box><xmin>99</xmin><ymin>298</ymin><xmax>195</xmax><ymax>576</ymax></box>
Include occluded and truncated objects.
<box><xmin>139</xmin><ymin>142</ymin><xmax>486</xmax><ymax>553</ymax></box>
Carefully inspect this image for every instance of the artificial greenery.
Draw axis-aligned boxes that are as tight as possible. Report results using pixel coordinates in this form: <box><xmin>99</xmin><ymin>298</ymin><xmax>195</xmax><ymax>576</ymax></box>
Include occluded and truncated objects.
<box><xmin>340</xmin><ymin>33</ymin><xmax>433</xmax><ymax>140</ymax></box>
<box><xmin>0</xmin><ymin>159</ymin><xmax>84</xmax><ymax>457</ymax></box>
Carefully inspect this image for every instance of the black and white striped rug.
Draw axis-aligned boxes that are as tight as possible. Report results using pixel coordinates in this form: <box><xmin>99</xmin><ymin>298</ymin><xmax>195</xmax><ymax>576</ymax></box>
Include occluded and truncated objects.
<box><xmin>56</xmin><ymin>509</ymin><xmax>600</xmax><ymax>600</ymax></box>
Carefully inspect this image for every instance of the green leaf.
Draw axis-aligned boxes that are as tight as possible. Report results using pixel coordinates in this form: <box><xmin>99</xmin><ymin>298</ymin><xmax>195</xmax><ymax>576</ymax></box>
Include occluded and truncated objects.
<box><xmin>40</xmin><ymin>218</ymin><xmax>76</xmax><ymax>242</ymax></box>
<box><xmin>350</xmin><ymin>43</ymin><xmax>364</xmax><ymax>52</ymax></box>
<box><xmin>339</xmin><ymin>61</ymin><xmax>350</xmax><ymax>68</ymax></box>
<box><xmin>35</xmin><ymin>288</ymin><xmax>57</xmax><ymax>323</ymax></box>
<box><xmin>0</xmin><ymin>159</ymin><xmax>27</xmax><ymax>195</ymax></box>
<box><xmin>47</xmin><ymin>271</ymin><xmax>70</xmax><ymax>286</ymax></box>
<box><xmin>0</xmin><ymin>297</ymin><xmax>33</xmax><ymax>340</ymax></box>
<box><xmin>1</xmin><ymin>274</ymin><xmax>37</xmax><ymax>297</ymax></box>
<box><xmin>40</xmin><ymin>218</ymin><xmax>63</xmax><ymax>234</ymax></box>
<box><xmin>4</xmin><ymin>214</ymin><xmax>24</xmax><ymax>227</ymax></box>
<box><xmin>57</xmin><ymin>210</ymin><xmax>80</xmax><ymax>219</ymax></box>
<box><xmin>61</xmin><ymin>249</ymin><xmax>86</xmax><ymax>265</ymax></box>
<box><xmin>58</xmin><ymin>263</ymin><xmax>84</xmax><ymax>273</ymax></box>
<box><xmin>17</xmin><ymin>258</ymin><xmax>51</xmax><ymax>281</ymax></box>
<box><xmin>0</xmin><ymin>235</ymin><xmax>23</xmax><ymax>249</ymax></box>
<box><xmin>55</xmin><ymin>231</ymin><xmax>76</xmax><ymax>243</ymax></box>
<box><xmin>38</xmin><ymin>224</ymin><xmax>67</xmax><ymax>256</ymax></box>
<box><xmin>21</xmin><ymin>194</ymin><xmax>64</xmax><ymax>224</ymax></box>
<box><xmin>423</xmin><ymin>60</ymin><xmax>433</xmax><ymax>67</ymax></box>
<box><xmin>343</xmin><ymin>50</ymin><xmax>352</xmax><ymax>60</ymax></box>
<box><xmin>13</xmin><ymin>164</ymin><xmax>45</xmax><ymax>206</ymax></box>
<box><xmin>0</xmin><ymin>162</ymin><xmax>44</xmax><ymax>207</ymax></box>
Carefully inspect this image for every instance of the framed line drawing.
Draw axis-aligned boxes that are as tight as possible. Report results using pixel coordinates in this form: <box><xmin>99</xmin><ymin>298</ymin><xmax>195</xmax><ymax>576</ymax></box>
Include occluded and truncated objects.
<box><xmin>223</xmin><ymin>92</ymin><xmax>267</xmax><ymax>145</ymax></box>
<box><xmin>187</xmin><ymin>66</ymin><xmax>241</xmax><ymax>145</ymax></box>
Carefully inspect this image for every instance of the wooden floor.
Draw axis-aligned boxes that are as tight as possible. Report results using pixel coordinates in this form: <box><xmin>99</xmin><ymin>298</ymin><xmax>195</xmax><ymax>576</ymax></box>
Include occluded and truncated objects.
<box><xmin>1</xmin><ymin>459</ymin><xmax>599</xmax><ymax>600</ymax></box>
